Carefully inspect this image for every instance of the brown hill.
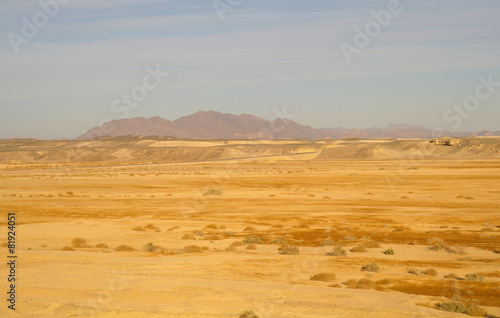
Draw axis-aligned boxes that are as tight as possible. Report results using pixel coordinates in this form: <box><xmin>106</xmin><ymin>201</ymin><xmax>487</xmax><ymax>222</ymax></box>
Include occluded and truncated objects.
<box><xmin>1</xmin><ymin>137</ymin><xmax>499</xmax><ymax>163</ymax></box>
<box><xmin>77</xmin><ymin>111</ymin><xmax>499</xmax><ymax>140</ymax></box>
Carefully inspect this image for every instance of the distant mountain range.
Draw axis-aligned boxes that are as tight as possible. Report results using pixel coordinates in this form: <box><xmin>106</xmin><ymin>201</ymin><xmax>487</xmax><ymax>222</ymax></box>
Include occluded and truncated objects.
<box><xmin>78</xmin><ymin>111</ymin><xmax>500</xmax><ymax>140</ymax></box>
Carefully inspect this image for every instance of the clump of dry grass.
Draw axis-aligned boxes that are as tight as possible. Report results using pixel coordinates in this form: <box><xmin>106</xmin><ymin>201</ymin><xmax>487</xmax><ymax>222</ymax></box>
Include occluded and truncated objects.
<box><xmin>144</xmin><ymin>224</ymin><xmax>161</xmax><ymax>232</ymax></box>
<box><xmin>132</xmin><ymin>226</ymin><xmax>145</xmax><ymax>231</ymax></box>
<box><xmin>167</xmin><ymin>226</ymin><xmax>180</xmax><ymax>231</ymax></box>
<box><xmin>203</xmin><ymin>188</ymin><xmax>222</xmax><ymax>196</ymax></box>
<box><xmin>243</xmin><ymin>235</ymin><xmax>263</xmax><ymax>244</ymax></box>
<box><xmin>344</xmin><ymin>278</ymin><xmax>375</xmax><ymax>289</ymax></box>
<box><xmin>239</xmin><ymin>310</ymin><xmax>259</xmax><ymax>318</ymax></box>
<box><xmin>435</xmin><ymin>301</ymin><xmax>487</xmax><ymax>317</ymax></box>
<box><xmin>246</xmin><ymin>244</ymin><xmax>257</xmax><ymax>250</ymax></box>
<box><xmin>445</xmin><ymin>273</ymin><xmax>459</xmax><ymax>279</ymax></box>
<box><xmin>310</xmin><ymin>273</ymin><xmax>336</xmax><ymax>282</ymax></box>
<box><xmin>342</xmin><ymin>234</ymin><xmax>357</xmax><ymax>241</ymax></box>
<box><xmin>298</xmin><ymin>223</ymin><xmax>310</xmax><ymax>228</ymax></box>
<box><xmin>181</xmin><ymin>233</ymin><xmax>193</xmax><ymax>240</ymax></box>
<box><xmin>361</xmin><ymin>263</ymin><xmax>380</xmax><ymax>273</ymax></box>
<box><xmin>177</xmin><ymin>245</ymin><xmax>210</xmax><ymax>253</ymax></box>
<box><xmin>205</xmin><ymin>224</ymin><xmax>218</xmax><ymax>229</ymax></box>
<box><xmin>243</xmin><ymin>226</ymin><xmax>255</xmax><ymax>231</ymax></box>
<box><xmin>326</xmin><ymin>246</ymin><xmax>347</xmax><ymax>257</ymax></box>
<box><xmin>270</xmin><ymin>237</ymin><xmax>288</xmax><ymax>245</ymax></box>
<box><xmin>95</xmin><ymin>243</ymin><xmax>108</xmax><ymax>248</ymax></box>
<box><xmin>115</xmin><ymin>245</ymin><xmax>135</xmax><ymax>252</ymax></box>
<box><xmin>230</xmin><ymin>241</ymin><xmax>244</xmax><ymax>248</ymax></box>
<box><xmin>464</xmin><ymin>274</ymin><xmax>484</xmax><ymax>282</ymax></box>
<box><xmin>278</xmin><ymin>244</ymin><xmax>299</xmax><ymax>255</ymax></box>
<box><xmin>71</xmin><ymin>237</ymin><xmax>90</xmax><ymax>248</ymax></box>
<box><xmin>271</xmin><ymin>224</ymin><xmax>284</xmax><ymax>229</ymax></box>
<box><xmin>427</xmin><ymin>237</ymin><xmax>464</xmax><ymax>254</ymax></box>
<box><xmin>350</xmin><ymin>245</ymin><xmax>367</xmax><ymax>253</ymax></box>
<box><xmin>424</xmin><ymin>268</ymin><xmax>438</xmax><ymax>276</ymax></box>
<box><xmin>61</xmin><ymin>246</ymin><xmax>75</xmax><ymax>251</ymax></box>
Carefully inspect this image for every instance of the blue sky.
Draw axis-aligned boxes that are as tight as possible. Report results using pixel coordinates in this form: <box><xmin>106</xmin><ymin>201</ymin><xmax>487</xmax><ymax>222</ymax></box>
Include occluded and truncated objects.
<box><xmin>1</xmin><ymin>0</ymin><xmax>499</xmax><ymax>139</ymax></box>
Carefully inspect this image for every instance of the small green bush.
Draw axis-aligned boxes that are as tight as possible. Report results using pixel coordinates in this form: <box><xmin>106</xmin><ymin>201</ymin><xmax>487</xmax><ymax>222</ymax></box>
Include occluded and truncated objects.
<box><xmin>384</xmin><ymin>247</ymin><xmax>394</xmax><ymax>255</ymax></box>
<box><xmin>143</xmin><ymin>242</ymin><xmax>157</xmax><ymax>252</ymax></box>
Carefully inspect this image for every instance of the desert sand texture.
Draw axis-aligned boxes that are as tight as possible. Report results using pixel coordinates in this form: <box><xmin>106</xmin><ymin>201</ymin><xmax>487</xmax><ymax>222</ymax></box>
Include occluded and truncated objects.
<box><xmin>0</xmin><ymin>137</ymin><xmax>500</xmax><ymax>317</ymax></box>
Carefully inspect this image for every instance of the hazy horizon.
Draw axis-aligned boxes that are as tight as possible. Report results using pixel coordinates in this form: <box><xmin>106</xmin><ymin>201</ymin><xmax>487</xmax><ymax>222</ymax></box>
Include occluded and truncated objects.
<box><xmin>1</xmin><ymin>0</ymin><xmax>500</xmax><ymax>139</ymax></box>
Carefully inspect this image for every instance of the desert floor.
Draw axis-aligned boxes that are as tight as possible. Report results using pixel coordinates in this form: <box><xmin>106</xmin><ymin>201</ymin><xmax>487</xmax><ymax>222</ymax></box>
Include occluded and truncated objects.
<box><xmin>1</xmin><ymin>156</ymin><xmax>499</xmax><ymax>317</ymax></box>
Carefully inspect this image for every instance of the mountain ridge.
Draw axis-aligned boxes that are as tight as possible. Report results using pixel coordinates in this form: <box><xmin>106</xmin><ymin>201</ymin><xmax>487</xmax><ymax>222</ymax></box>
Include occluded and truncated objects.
<box><xmin>77</xmin><ymin>111</ymin><xmax>500</xmax><ymax>140</ymax></box>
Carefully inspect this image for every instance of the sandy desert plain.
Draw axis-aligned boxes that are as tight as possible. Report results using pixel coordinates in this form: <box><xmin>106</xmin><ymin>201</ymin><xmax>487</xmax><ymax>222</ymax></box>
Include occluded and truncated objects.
<box><xmin>0</xmin><ymin>136</ymin><xmax>499</xmax><ymax>318</ymax></box>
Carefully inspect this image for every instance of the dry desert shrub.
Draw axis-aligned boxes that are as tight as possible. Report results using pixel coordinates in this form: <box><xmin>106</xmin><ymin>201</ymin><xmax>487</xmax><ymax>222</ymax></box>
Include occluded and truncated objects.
<box><xmin>144</xmin><ymin>224</ymin><xmax>161</xmax><ymax>232</ymax></box>
<box><xmin>71</xmin><ymin>237</ymin><xmax>90</xmax><ymax>248</ymax></box>
<box><xmin>61</xmin><ymin>246</ymin><xmax>75</xmax><ymax>251</ymax></box>
<box><xmin>167</xmin><ymin>226</ymin><xmax>180</xmax><ymax>231</ymax></box>
<box><xmin>95</xmin><ymin>243</ymin><xmax>108</xmax><ymax>248</ymax></box>
<box><xmin>270</xmin><ymin>237</ymin><xmax>288</xmax><ymax>245</ymax></box>
<box><xmin>278</xmin><ymin>244</ymin><xmax>300</xmax><ymax>255</ymax></box>
<box><xmin>205</xmin><ymin>224</ymin><xmax>218</xmax><ymax>229</ymax></box>
<box><xmin>321</xmin><ymin>240</ymin><xmax>336</xmax><ymax>246</ymax></box>
<box><xmin>246</xmin><ymin>244</ymin><xmax>257</xmax><ymax>250</ymax></box>
<box><xmin>344</xmin><ymin>278</ymin><xmax>375</xmax><ymax>289</ymax></box>
<box><xmin>384</xmin><ymin>247</ymin><xmax>395</xmax><ymax>255</ymax></box>
<box><xmin>271</xmin><ymin>224</ymin><xmax>284</xmax><ymax>229</ymax></box>
<box><xmin>298</xmin><ymin>223</ymin><xmax>310</xmax><ymax>228</ymax></box>
<box><xmin>361</xmin><ymin>263</ymin><xmax>380</xmax><ymax>273</ymax></box>
<box><xmin>445</xmin><ymin>273</ymin><xmax>459</xmax><ymax>280</ymax></box>
<box><xmin>143</xmin><ymin>242</ymin><xmax>160</xmax><ymax>252</ymax></box>
<box><xmin>350</xmin><ymin>245</ymin><xmax>367</xmax><ymax>253</ymax></box>
<box><xmin>132</xmin><ymin>226</ymin><xmax>145</xmax><ymax>231</ymax></box>
<box><xmin>424</xmin><ymin>269</ymin><xmax>438</xmax><ymax>276</ymax></box>
<box><xmin>239</xmin><ymin>310</ymin><xmax>259</xmax><ymax>318</ymax></box>
<box><xmin>230</xmin><ymin>241</ymin><xmax>245</xmax><ymax>248</ymax></box>
<box><xmin>243</xmin><ymin>226</ymin><xmax>255</xmax><ymax>231</ymax></box>
<box><xmin>342</xmin><ymin>234</ymin><xmax>357</xmax><ymax>241</ymax></box>
<box><xmin>326</xmin><ymin>246</ymin><xmax>347</xmax><ymax>257</ymax></box>
<box><xmin>115</xmin><ymin>245</ymin><xmax>135</xmax><ymax>252</ymax></box>
<box><xmin>193</xmin><ymin>230</ymin><xmax>204</xmax><ymax>237</ymax></box>
<box><xmin>435</xmin><ymin>301</ymin><xmax>487</xmax><ymax>317</ymax></box>
<box><xmin>178</xmin><ymin>245</ymin><xmax>209</xmax><ymax>253</ymax></box>
<box><xmin>464</xmin><ymin>274</ymin><xmax>484</xmax><ymax>282</ymax></box>
<box><xmin>427</xmin><ymin>237</ymin><xmax>463</xmax><ymax>254</ymax></box>
<box><xmin>243</xmin><ymin>235</ymin><xmax>264</xmax><ymax>244</ymax></box>
<box><xmin>203</xmin><ymin>188</ymin><xmax>222</xmax><ymax>196</ymax></box>
<box><xmin>407</xmin><ymin>268</ymin><xmax>421</xmax><ymax>276</ymax></box>
<box><xmin>181</xmin><ymin>233</ymin><xmax>193</xmax><ymax>240</ymax></box>
<box><xmin>355</xmin><ymin>278</ymin><xmax>376</xmax><ymax>289</ymax></box>
<box><xmin>310</xmin><ymin>273</ymin><xmax>336</xmax><ymax>282</ymax></box>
